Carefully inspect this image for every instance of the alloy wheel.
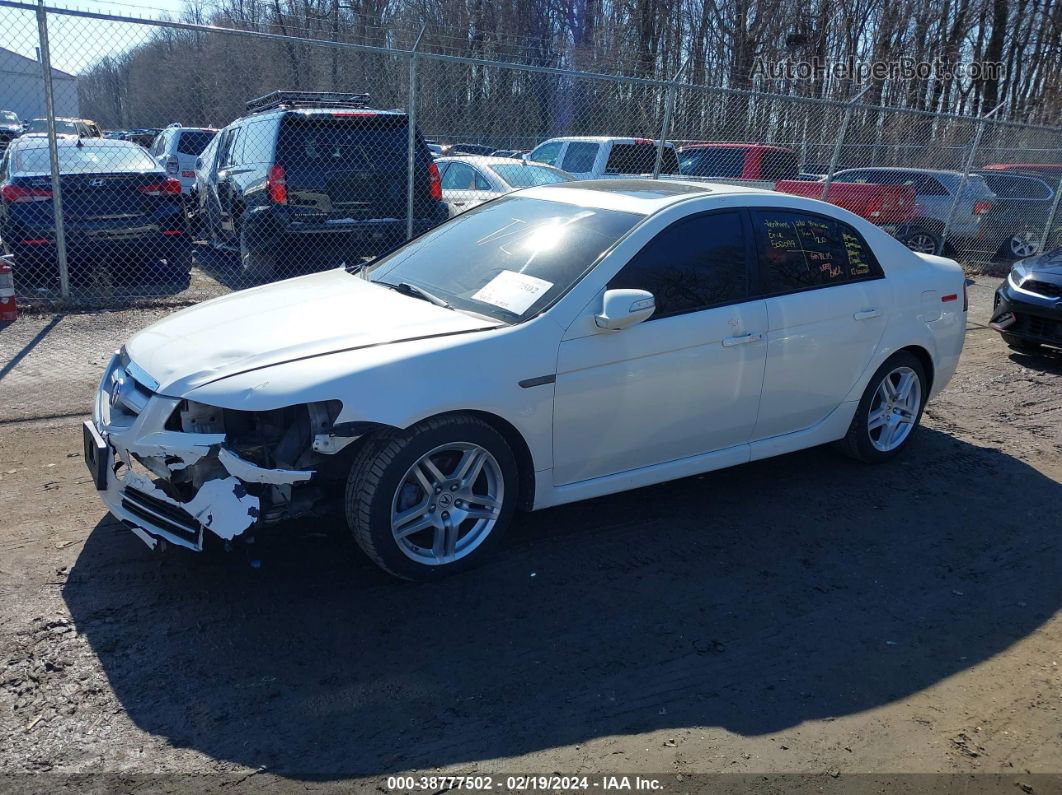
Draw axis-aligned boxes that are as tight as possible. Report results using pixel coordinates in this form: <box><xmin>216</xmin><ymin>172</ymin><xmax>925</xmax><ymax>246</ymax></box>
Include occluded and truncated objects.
<box><xmin>904</xmin><ymin>231</ymin><xmax>938</xmax><ymax>254</ymax></box>
<box><xmin>868</xmin><ymin>366</ymin><xmax>922</xmax><ymax>452</ymax></box>
<box><xmin>390</xmin><ymin>442</ymin><xmax>504</xmax><ymax>565</ymax></box>
<box><xmin>1008</xmin><ymin>231</ymin><xmax>1040</xmax><ymax>259</ymax></box>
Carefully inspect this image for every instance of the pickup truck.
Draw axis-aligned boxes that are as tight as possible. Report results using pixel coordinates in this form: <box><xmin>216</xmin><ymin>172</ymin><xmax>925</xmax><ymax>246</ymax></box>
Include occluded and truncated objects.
<box><xmin>676</xmin><ymin>142</ymin><xmax>799</xmax><ymax>188</ymax></box>
<box><xmin>526</xmin><ymin>137</ymin><xmax>679</xmax><ymax>179</ymax></box>
<box><xmin>774</xmin><ymin>179</ymin><xmax>917</xmax><ymax>225</ymax></box>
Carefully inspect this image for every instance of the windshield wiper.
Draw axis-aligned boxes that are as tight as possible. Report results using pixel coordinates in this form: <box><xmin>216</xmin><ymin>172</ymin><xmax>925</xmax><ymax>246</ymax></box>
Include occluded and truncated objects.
<box><xmin>381</xmin><ymin>281</ymin><xmax>454</xmax><ymax>310</ymax></box>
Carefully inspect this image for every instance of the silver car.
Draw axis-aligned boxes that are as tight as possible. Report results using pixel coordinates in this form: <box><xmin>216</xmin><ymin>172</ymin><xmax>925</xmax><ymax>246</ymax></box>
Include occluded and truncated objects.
<box><xmin>436</xmin><ymin>156</ymin><xmax>572</xmax><ymax>216</ymax></box>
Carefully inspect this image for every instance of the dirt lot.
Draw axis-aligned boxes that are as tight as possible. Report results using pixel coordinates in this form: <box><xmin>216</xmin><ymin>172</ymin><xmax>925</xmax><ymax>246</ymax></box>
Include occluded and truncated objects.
<box><xmin>1</xmin><ymin>278</ymin><xmax>1060</xmax><ymax>790</ymax></box>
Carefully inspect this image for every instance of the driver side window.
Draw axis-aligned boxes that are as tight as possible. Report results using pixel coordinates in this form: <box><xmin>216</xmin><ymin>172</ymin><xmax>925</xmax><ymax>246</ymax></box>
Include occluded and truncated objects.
<box><xmin>608</xmin><ymin>211</ymin><xmax>751</xmax><ymax>318</ymax></box>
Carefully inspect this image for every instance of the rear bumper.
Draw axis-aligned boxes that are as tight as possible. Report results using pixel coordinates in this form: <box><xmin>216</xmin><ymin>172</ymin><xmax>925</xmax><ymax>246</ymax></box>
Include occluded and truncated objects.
<box><xmin>990</xmin><ymin>280</ymin><xmax>1062</xmax><ymax>347</ymax></box>
<box><xmin>241</xmin><ymin>204</ymin><xmax>448</xmax><ymax>256</ymax></box>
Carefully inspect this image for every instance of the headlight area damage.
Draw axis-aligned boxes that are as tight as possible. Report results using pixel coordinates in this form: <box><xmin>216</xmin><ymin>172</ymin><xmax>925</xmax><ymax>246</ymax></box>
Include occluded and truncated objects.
<box><xmin>102</xmin><ymin>395</ymin><xmax>359</xmax><ymax>549</ymax></box>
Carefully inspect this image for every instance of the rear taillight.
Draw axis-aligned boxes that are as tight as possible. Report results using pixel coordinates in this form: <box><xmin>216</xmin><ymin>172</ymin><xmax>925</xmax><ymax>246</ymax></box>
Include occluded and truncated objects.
<box><xmin>1</xmin><ymin>182</ymin><xmax>52</xmax><ymax>203</ymax></box>
<box><xmin>267</xmin><ymin>164</ymin><xmax>287</xmax><ymax>205</ymax></box>
<box><xmin>973</xmin><ymin>200</ymin><xmax>993</xmax><ymax>216</ymax></box>
<box><xmin>428</xmin><ymin>161</ymin><xmax>441</xmax><ymax>201</ymax></box>
<box><xmin>139</xmin><ymin>178</ymin><xmax>181</xmax><ymax>196</ymax></box>
<box><xmin>165</xmin><ymin>156</ymin><xmax>179</xmax><ymax>175</ymax></box>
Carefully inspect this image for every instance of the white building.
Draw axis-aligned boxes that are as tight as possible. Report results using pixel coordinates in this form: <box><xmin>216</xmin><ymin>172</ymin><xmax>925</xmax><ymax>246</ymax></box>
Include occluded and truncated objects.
<box><xmin>0</xmin><ymin>46</ymin><xmax>79</xmax><ymax>122</ymax></box>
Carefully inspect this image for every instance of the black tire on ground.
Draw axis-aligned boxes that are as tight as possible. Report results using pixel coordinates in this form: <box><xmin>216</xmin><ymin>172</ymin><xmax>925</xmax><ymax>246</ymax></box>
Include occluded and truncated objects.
<box><xmin>239</xmin><ymin>231</ymin><xmax>277</xmax><ymax>284</ymax></box>
<box><xmin>1002</xmin><ymin>333</ymin><xmax>1041</xmax><ymax>352</ymax></box>
<box><xmin>345</xmin><ymin>414</ymin><xmax>519</xmax><ymax>581</ymax></box>
<box><xmin>897</xmin><ymin>226</ymin><xmax>941</xmax><ymax>255</ymax></box>
<box><xmin>836</xmin><ymin>351</ymin><xmax>928</xmax><ymax>464</ymax></box>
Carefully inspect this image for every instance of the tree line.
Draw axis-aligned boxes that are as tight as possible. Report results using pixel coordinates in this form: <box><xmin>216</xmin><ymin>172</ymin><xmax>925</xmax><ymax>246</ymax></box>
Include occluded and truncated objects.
<box><xmin>76</xmin><ymin>0</ymin><xmax>1061</xmax><ymax>156</ymax></box>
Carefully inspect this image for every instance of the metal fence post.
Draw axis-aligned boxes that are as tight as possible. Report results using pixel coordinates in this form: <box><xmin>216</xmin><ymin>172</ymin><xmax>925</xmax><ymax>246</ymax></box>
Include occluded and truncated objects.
<box><xmin>653</xmin><ymin>60</ymin><xmax>688</xmax><ymax>180</ymax></box>
<box><xmin>940</xmin><ymin>102</ymin><xmax>1004</xmax><ymax>256</ymax></box>
<box><xmin>36</xmin><ymin>0</ymin><xmax>70</xmax><ymax>299</ymax></box>
<box><xmin>821</xmin><ymin>84</ymin><xmax>872</xmax><ymax>202</ymax></box>
<box><xmin>406</xmin><ymin>25</ymin><xmax>425</xmax><ymax>242</ymax></box>
<box><xmin>1038</xmin><ymin>176</ymin><xmax>1062</xmax><ymax>255</ymax></box>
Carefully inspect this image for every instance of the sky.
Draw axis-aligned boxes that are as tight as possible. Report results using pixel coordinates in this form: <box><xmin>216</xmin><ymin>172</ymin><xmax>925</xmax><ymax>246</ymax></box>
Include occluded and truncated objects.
<box><xmin>2</xmin><ymin>0</ymin><xmax>189</xmax><ymax>75</ymax></box>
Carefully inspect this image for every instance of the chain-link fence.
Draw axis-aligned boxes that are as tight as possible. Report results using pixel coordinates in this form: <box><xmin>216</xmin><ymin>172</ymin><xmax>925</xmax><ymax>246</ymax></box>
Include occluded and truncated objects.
<box><xmin>1</xmin><ymin>0</ymin><xmax>1061</xmax><ymax>314</ymax></box>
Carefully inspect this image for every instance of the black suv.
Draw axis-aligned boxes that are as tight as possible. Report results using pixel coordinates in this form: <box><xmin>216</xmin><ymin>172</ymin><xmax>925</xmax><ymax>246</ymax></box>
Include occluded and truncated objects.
<box><xmin>197</xmin><ymin>91</ymin><xmax>448</xmax><ymax>281</ymax></box>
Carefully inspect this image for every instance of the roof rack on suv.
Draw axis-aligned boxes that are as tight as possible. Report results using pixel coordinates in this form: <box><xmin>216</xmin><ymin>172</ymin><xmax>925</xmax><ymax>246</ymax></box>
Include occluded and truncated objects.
<box><xmin>246</xmin><ymin>91</ymin><xmax>372</xmax><ymax>114</ymax></box>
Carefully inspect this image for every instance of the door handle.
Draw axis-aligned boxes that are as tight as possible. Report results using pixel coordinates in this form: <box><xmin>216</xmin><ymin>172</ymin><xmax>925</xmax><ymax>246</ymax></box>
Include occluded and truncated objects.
<box><xmin>722</xmin><ymin>332</ymin><xmax>764</xmax><ymax>347</ymax></box>
<box><xmin>854</xmin><ymin>309</ymin><xmax>881</xmax><ymax>321</ymax></box>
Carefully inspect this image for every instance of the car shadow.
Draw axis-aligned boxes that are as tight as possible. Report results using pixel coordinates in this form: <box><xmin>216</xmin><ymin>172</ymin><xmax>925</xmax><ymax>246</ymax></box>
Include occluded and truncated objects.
<box><xmin>1009</xmin><ymin>346</ymin><xmax>1062</xmax><ymax>374</ymax></box>
<box><xmin>64</xmin><ymin>427</ymin><xmax>1062</xmax><ymax>777</ymax></box>
<box><xmin>192</xmin><ymin>242</ymin><xmax>352</xmax><ymax>291</ymax></box>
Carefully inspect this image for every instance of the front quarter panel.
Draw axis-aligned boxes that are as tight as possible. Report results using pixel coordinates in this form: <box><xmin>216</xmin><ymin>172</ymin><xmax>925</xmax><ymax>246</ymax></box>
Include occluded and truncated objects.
<box><xmin>181</xmin><ymin>317</ymin><xmax>564</xmax><ymax>475</ymax></box>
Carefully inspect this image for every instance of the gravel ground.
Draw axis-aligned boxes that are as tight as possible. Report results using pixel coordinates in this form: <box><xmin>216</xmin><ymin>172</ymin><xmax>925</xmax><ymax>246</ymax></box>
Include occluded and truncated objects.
<box><xmin>0</xmin><ymin>277</ymin><xmax>1060</xmax><ymax>791</ymax></box>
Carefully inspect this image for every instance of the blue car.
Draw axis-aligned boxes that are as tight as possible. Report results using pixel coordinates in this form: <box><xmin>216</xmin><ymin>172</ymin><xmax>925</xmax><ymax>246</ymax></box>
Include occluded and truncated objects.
<box><xmin>0</xmin><ymin>136</ymin><xmax>190</xmax><ymax>286</ymax></box>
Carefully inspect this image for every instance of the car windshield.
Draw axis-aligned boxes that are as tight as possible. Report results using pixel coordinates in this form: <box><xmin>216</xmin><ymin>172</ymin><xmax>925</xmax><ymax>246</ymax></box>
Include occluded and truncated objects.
<box><xmin>491</xmin><ymin>163</ymin><xmax>571</xmax><ymax>188</ymax></box>
<box><xmin>16</xmin><ymin>144</ymin><xmax>158</xmax><ymax>174</ymax></box>
<box><xmin>1</xmin><ymin>111</ymin><xmax>18</xmax><ymax>124</ymax></box>
<box><xmin>27</xmin><ymin>118</ymin><xmax>77</xmax><ymax>135</ymax></box>
<box><xmin>364</xmin><ymin>195</ymin><xmax>642</xmax><ymax>323</ymax></box>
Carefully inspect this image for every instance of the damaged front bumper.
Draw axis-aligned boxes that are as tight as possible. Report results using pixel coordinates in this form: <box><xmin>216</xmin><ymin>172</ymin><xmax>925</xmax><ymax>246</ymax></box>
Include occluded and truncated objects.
<box><xmin>87</xmin><ymin>352</ymin><xmax>322</xmax><ymax>552</ymax></box>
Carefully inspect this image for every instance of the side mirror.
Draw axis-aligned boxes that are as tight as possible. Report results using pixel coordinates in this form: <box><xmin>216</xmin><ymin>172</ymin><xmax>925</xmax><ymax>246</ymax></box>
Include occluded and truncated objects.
<box><xmin>595</xmin><ymin>288</ymin><xmax>655</xmax><ymax>331</ymax></box>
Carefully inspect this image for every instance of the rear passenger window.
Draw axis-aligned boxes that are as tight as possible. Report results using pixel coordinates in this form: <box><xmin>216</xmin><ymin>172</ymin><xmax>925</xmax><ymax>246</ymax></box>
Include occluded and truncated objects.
<box><xmin>608</xmin><ymin>211</ymin><xmax>749</xmax><ymax>317</ymax></box>
<box><xmin>240</xmin><ymin>121</ymin><xmax>273</xmax><ymax>164</ymax></box>
<box><xmin>561</xmin><ymin>142</ymin><xmax>599</xmax><ymax>173</ymax></box>
<box><xmin>753</xmin><ymin>210</ymin><xmax>882</xmax><ymax>292</ymax></box>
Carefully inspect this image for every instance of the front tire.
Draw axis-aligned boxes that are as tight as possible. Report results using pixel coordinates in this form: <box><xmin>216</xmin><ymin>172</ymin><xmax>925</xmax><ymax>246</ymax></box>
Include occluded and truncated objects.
<box><xmin>345</xmin><ymin>414</ymin><xmax>519</xmax><ymax>581</ymax></box>
<box><xmin>838</xmin><ymin>352</ymin><xmax>927</xmax><ymax>463</ymax></box>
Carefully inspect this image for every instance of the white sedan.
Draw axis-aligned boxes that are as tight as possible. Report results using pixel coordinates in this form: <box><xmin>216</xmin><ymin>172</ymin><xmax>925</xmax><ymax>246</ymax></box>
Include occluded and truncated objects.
<box><xmin>437</xmin><ymin>155</ymin><xmax>572</xmax><ymax>216</ymax></box>
<box><xmin>85</xmin><ymin>180</ymin><xmax>966</xmax><ymax>580</ymax></box>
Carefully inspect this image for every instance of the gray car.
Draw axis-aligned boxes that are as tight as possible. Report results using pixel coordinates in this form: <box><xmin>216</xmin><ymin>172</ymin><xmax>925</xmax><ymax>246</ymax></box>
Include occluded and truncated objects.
<box><xmin>831</xmin><ymin>167</ymin><xmax>996</xmax><ymax>255</ymax></box>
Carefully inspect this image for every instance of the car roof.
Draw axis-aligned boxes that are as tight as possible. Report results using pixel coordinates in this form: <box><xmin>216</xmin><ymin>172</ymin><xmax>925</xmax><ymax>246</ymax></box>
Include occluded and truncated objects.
<box><xmin>536</xmin><ymin>136</ymin><xmax>668</xmax><ymax>145</ymax></box>
<box><xmin>437</xmin><ymin>155</ymin><xmax>558</xmax><ymax>168</ymax></box>
<box><xmin>10</xmin><ymin>135</ymin><xmax>144</xmax><ymax>151</ymax></box>
<box><xmin>835</xmin><ymin>165</ymin><xmax>966</xmax><ymax>178</ymax></box>
<box><xmin>518</xmin><ymin>178</ymin><xmax>773</xmax><ymax>213</ymax></box>
<box><xmin>678</xmin><ymin>142</ymin><xmax>795</xmax><ymax>152</ymax></box>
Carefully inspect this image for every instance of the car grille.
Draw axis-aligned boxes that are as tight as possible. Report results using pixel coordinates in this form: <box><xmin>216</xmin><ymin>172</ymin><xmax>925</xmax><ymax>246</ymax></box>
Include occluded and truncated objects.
<box><xmin>122</xmin><ymin>486</ymin><xmax>201</xmax><ymax>543</ymax></box>
<box><xmin>1022</xmin><ymin>279</ymin><xmax>1062</xmax><ymax>299</ymax></box>
<box><xmin>1020</xmin><ymin>314</ymin><xmax>1061</xmax><ymax>341</ymax></box>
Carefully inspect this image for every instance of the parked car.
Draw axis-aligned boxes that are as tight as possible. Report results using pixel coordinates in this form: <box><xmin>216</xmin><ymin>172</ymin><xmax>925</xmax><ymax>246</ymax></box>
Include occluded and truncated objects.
<box><xmin>975</xmin><ymin>171</ymin><xmax>1061</xmax><ymax>260</ymax></box>
<box><xmin>23</xmin><ymin>117</ymin><xmax>103</xmax><ymax>138</ymax></box>
<box><xmin>123</xmin><ymin>128</ymin><xmax>162</xmax><ymax>148</ymax></box>
<box><xmin>990</xmin><ymin>247</ymin><xmax>1062</xmax><ymax>352</ymax></box>
<box><xmin>527</xmin><ymin>136</ymin><xmax>679</xmax><ymax>179</ymax></box>
<box><xmin>981</xmin><ymin>163</ymin><xmax>1062</xmax><ymax>179</ymax></box>
<box><xmin>188</xmin><ymin>131</ymin><xmax>222</xmax><ymax>235</ymax></box>
<box><xmin>436</xmin><ymin>155</ymin><xmax>572</xmax><ymax>215</ymax></box>
<box><xmin>0</xmin><ymin>136</ymin><xmax>191</xmax><ymax>285</ymax></box>
<box><xmin>678</xmin><ymin>142</ymin><xmax>799</xmax><ymax>187</ymax></box>
<box><xmin>0</xmin><ymin>110</ymin><xmax>21</xmax><ymax>156</ymax></box>
<box><xmin>84</xmin><ymin>179</ymin><xmax>965</xmax><ymax>580</ymax></box>
<box><xmin>196</xmin><ymin>90</ymin><xmax>447</xmax><ymax>281</ymax></box>
<box><xmin>774</xmin><ymin>178</ymin><xmax>916</xmax><ymax>225</ymax></box>
<box><xmin>829</xmin><ymin>167</ymin><xmax>995</xmax><ymax>255</ymax></box>
<box><xmin>147</xmin><ymin>124</ymin><xmax>218</xmax><ymax>195</ymax></box>
<box><xmin>443</xmin><ymin>143</ymin><xmax>494</xmax><ymax>156</ymax></box>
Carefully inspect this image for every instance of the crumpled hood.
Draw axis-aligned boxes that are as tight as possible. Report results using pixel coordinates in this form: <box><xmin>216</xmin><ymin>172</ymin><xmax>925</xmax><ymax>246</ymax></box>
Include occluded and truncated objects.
<box><xmin>126</xmin><ymin>268</ymin><xmax>500</xmax><ymax>395</ymax></box>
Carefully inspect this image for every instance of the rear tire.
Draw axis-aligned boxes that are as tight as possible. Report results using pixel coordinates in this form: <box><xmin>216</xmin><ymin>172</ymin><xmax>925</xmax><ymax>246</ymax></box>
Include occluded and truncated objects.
<box><xmin>837</xmin><ymin>351</ymin><xmax>927</xmax><ymax>464</ymax></box>
<box><xmin>345</xmin><ymin>414</ymin><xmax>519</xmax><ymax>581</ymax></box>
<box><xmin>897</xmin><ymin>226</ymin><xmax>941</xmax><ymax>255</ymax></box>
<box><xmin>239</xmin><ymin>231</ymin><xmax>276</xmax><ymax>285</ymax></box>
